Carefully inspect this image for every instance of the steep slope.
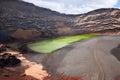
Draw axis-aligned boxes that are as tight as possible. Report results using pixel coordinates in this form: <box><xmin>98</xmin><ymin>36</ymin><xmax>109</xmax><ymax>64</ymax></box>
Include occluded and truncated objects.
<box><xmin>74</xmin><ymin>8</ymin><xmax>120</xmax><ymax>33</ymax></box>
<box><xmin>0</xmin><ymin>0</ymin><xmax>74</xmax><ymax>41</ymax></box>
<box><xmin>0</xmin><ymin>0</ymin><xmax>120</xmax><ymax>41</ymax></box>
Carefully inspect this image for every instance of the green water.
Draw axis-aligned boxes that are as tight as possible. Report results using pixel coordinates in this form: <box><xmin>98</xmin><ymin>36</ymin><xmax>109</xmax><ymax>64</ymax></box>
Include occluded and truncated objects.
<box><xmin>28</xmin><ymin>34</ymin><xmax>96</xmax><ymax>54</ymax></box>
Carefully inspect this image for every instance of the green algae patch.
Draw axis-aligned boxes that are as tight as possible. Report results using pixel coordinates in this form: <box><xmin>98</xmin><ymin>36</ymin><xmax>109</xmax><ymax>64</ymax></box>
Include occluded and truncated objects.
<box><xmin>28</xmin><ymin>34</ymin><xmax>96</xmax><ymax>54</ymax></box>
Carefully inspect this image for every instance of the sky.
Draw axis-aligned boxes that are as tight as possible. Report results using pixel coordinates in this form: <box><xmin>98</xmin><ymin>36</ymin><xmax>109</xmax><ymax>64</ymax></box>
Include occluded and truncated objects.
<box><xmin>23</xmin><ymin>0</ymin><xmax>120</xmax><ymax>14</ymax></box>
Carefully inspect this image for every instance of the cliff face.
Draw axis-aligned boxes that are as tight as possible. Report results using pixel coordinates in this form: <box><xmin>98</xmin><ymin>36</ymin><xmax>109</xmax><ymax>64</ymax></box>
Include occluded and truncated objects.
<box><xmin>0</xmin><ymin>0</ymin><xmax>120</xmax><ymax>41</ymax></box>
<box><xmin>74</xmin><ymin>8</ymin><xmax>120</xmax><ymax>33</ymax></box>
<box><xmin>0</xmin><ymin>0</ymin><xmax>74</xmax><ymax>41</ymax></box>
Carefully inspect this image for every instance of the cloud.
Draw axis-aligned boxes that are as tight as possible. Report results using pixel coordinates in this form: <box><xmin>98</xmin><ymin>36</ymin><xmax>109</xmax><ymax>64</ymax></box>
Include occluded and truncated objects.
<box><xmin>23</xmin><ymin>0</ymin><xmax>119</xmax><ymax>14</ymax></box>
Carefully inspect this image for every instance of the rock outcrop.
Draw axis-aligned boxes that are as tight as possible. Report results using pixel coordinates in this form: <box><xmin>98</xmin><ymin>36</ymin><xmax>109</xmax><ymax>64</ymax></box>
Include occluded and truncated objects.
<box><xmin>0</xmin><ymin>45</ymin><xmax>21</xmax><ymax>68</ymax></box>
<box><xmin>74</xmin><ymin>8</ymin><xmax>120</xmax><ymax>33</ymax></box>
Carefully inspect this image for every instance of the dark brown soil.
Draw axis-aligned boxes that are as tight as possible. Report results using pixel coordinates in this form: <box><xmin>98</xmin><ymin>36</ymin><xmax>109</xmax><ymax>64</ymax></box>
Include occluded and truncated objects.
<box><xmin>0</xmin><ymin>69</ymin><xmax>38</xmax><ymax>80</ymax></box>
<box><xmin>44</xmin><ymin>75</ymin><xmax>83</xmax><ymax>80</ymax></box>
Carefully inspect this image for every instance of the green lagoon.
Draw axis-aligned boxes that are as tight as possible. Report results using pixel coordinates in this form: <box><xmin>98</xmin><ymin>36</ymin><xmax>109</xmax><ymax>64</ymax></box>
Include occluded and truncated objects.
<box><xmin>28</xmin><ymin>34</ymin><xmax>96</xmax><ymax>54</ymax></box>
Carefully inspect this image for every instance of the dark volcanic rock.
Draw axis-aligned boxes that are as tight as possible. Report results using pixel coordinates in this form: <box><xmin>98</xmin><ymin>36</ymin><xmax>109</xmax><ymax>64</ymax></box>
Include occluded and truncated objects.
<box><xmin>0</xmin><ymin>53</ymin><xmax>21</xmax><ymax>68</ymax></box>
<box><xmin>0</xmin><ymin>46</ymin><xmax>7</xmax><ymax>53</ymax></box>
<box><xmin>0</xmin><ymin>33</ymin><xmax>16</xmax><ymax>43</ymax></box>
<box><xmin>0</xmin><ymin>44</ymin><xmax>21</xmax><ymax>68</ymax></box>
<box><xmin>0</xmin><ymin>0</ymin><xmax>120</xmax><ymax>41</ymax></box>
<box><xmin>0</xmin><ymin>0</ymin><xmax>74</xmax><ymax>41</ymax></box>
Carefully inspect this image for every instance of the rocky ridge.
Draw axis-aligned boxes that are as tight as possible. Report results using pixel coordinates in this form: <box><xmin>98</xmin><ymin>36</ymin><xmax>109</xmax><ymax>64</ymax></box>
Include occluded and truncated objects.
<box><xmin>0</xmin><ymin>0</ymin><xmax>120</xmax><ymax>41</ymax></box>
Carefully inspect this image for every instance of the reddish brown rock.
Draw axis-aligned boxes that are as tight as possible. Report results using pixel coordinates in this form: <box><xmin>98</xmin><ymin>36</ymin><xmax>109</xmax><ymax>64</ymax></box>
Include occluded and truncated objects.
<box><xmin>11</xmin><ymin>29</ymin><xmax>41</xmax><ymax>41</ymax></box>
